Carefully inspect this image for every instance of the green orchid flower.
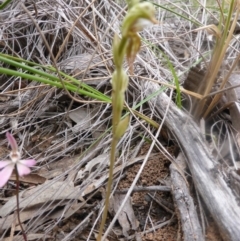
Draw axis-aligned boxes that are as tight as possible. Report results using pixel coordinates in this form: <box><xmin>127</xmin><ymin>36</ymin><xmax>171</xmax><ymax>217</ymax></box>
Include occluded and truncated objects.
<box><xmin>97</xmin><ymin>1</ymin><xmax>157</xmax><ymax>240</ymax></box>
<box><xmin>122</xmin><ymin>2</ymin><xmax>158</xmax><ymax>37</ymax></box>
<box><xmin>122</xmin><ymin>2</ymin><xmax>158</xmax><ymax>73</ymax></box>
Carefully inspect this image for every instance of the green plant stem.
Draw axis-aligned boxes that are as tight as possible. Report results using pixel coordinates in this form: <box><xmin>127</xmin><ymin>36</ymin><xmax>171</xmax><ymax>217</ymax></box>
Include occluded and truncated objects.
<box><xmin>202</xmin><ymin>2</ymin><xmax>239</xmax><ymax>118</ymax></box>
<box><xmin>0</xmin><ymin>67</ymin><xmax>108</xmax><ymax>102</ymax></box>
<box><xmin>97</xmin><ymin>34</ymin><xmax>127</xmax><ymax>241</ymax></box>
<box><xmin>96</xmin><ymin>69</ymin><xmax>122</xmax><ymax>241</ymax></box>
<box><xmin>0</xmin><ymin>55</ymin><xmax>110</xmax><ymax>102</ymax></box>
<box><xmin>97</xmin><ymin>137</ymin><xmax>118</xmax><ymax>241</ymax></box>
<box><xmin>193</xmin><ymin>0</ymin><xmax>238</xmax><ymax>119</ymax></box>
<box><xmin>15</xmin><ymin>167</ymin><xmax>27</xmax><ymax>241</ymax></box>
<box><xmin>0</xmin><ymin>0</ymin><xmax>12</xmax><ymax>9</ymax></box>
<box><xmin>0</xmin><ymin>54</ymin><xmax>109</xmax><ymax>101</ymax></box>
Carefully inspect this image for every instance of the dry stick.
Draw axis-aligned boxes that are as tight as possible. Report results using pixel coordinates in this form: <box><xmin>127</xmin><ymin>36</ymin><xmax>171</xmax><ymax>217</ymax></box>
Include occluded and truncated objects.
<box><xmin>147</xmin><ymin>193</ymin><xmax>174</xmax><ymax>214</ymax></box>
<box><xmin>115</xmin><ymin>185</ymin><xmax>171</xmax><ymax>193</ymax></box>
<box><xmin>145</xmin><ymin>82</ymin><xmax>240</xmax><ymax>241</ymax></box>
<box><xmin>203</xmin><ymin>80</ymin><xmax>240</xmax><ymax>99</ymax></box>
<box><xmin>2</xmin><ymin>84</ymin><xmax>47</xmax><ymax>94</ymax></box>
<box><xmin>170</xmin><ymin>152</ymin><xmax>204</xmax><ymax>241</ymax></box>
<box><xmin>196</xmin><ymin>189</ymin><xmax>206</xmax><ymax>236</ymax></box>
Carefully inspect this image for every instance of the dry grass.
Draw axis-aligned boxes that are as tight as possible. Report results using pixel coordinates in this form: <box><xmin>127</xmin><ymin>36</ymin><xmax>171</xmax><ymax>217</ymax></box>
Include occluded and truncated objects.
<box><xmin>0</xmin><ymin>0</ymin><xmax>240</xmax><ymax>240</ymax></box>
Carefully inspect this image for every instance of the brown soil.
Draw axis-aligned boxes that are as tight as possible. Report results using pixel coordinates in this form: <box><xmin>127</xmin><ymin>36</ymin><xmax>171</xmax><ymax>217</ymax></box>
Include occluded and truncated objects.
<box><xmin>114</xmin><ymin>144</ymin><xmax>222</xmax><ymax>241</ymax></box>
<box><xmin>117</xmin><ymin>145</ymin><xmax>178</xmax><ymax>241</ymax></box>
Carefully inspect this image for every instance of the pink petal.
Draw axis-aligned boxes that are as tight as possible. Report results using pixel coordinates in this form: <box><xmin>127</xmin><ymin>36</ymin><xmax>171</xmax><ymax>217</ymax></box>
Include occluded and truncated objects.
<box><xmin>6</xmin><ymin>132</ymin><xmax>18</xmax><ymax>153</ymax></box>
<box><xmin>0</xmin><ymin>160</ymin><xmax>12</xmax><ymax>169</ymax></box>
<box><xmin>0</xmin><ymin>164</ymin><xmax>14</xmax><ymax>188</ymax></box>
<box><xmin>19</xmin><ymin>159</ymin><xmax>36</xmax><ymax>167</ymax></box>
<box><xmin>16</xmin><ymin>163</ymin><xmax>31</xmax><ymax>176</ymax></box>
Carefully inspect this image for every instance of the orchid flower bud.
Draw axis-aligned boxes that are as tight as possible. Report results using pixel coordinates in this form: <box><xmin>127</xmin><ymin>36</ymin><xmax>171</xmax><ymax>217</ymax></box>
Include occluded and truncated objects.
<box><xmin>122</xmin><ymin>2</ymin><xmax>157</xmax><ymax>37</ymax></box>
<box><xmin>115</xmin><ymin>115</ymin><xmax>130</xmax><ymax>139</ymax></box>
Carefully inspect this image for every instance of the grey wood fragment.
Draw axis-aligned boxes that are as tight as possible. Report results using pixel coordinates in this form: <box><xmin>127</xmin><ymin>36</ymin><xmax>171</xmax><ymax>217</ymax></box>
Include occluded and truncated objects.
<box><xmin>229</xmin><ymin>169</ymin><xmax>240</xmax><ymax>199</ymax></box>
<box><xmin>170</xmin><ymin>152</ymin><xmax>204</xmax><ymax>241</ymax></box>
<box><xmin>115</xmin><ymin>185</ymin><xmax>171</xmax><ymax>193</ymax></box>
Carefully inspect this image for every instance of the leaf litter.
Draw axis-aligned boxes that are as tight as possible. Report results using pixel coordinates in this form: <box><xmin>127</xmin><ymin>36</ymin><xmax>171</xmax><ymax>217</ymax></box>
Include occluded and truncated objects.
<box><xmin>0</xmin><ymin>0</ymin><xmax>238</xmax><ymax>240</ymax></box>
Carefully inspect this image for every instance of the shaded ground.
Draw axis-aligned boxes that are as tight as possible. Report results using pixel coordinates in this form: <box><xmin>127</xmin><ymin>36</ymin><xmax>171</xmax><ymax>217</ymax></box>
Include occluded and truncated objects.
<box><xmin>118</xmin><ymin>148</ymin><xmax>178</xmax><ymax>241</ymax></box>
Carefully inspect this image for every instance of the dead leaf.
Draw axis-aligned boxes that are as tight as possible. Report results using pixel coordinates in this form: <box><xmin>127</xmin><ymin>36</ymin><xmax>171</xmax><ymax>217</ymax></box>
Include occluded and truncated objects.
<box><xmin>77</xmin><ymin>153</ymin><xmax>109</xmax><ymax>180</ymax></box>
<box><xmin>10</xmin><ymin>173</ymin><xmax>46</xmax><ymax>184</ymax></box>
<box><xmin>0</xmin><ymin>203</ymin><xmax>67</xmax><ymax>231</ymax></box>
<box><xmin>37</xmin><ymin>156</ymin><xmax>77</xmax><ymax>179</ymax></box>
<box><xmin>69</xmin><ymin>108</ymin><xmax>92</xmax><ymax>133</ymax></box>
<box><xmin>63</xmin><ymin>200</ymin><xmax>86</xmax><ymax>219</ymax></box>
<box><xmin>194</xmin><ymin>24</ymin><xmax>221</xmax><ymax>38</ymax></box>
<box><xmin>2</xmin><ymin>233</ymin><xmax>52</xmax><ymax>241</ymax></box>
<box><xmin>0</xmin><ymin>181</ymin><xmax>81</xmax><ymax>217</ymax></box>
<box><xmin>69</xmin><ymin>107</ymin><xmax>107</xmax><ymax>138</ymax></box>
<box><xmin>109</xmin><ymin>194</ymin><xmax>139</xmax><ymax>237</ymax></box>
<box><xmin>0</xmin><ymin>94</ymin><xmax>10</xmax><ymax>102</ymax></box>
<box><xmin>58</xmin><ymin>53</ymin><xmax>108</xmax><ymax>86</ymax></box>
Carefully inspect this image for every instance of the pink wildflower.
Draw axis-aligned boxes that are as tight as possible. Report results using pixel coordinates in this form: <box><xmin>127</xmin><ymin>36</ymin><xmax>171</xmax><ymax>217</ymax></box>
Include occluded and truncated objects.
<box><xmin>0</xmin><ymin>132</ymin><xmax>36</xmax><ymax>188</ymax></box>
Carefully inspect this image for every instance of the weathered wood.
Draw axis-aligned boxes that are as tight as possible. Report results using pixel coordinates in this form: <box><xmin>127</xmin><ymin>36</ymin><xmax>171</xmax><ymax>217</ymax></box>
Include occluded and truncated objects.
<box><xmin>170</xmin><ymin>152</ymin><xmax>204</xmax><ymax>241</ymax></box>
<box><xmin>145</xmin><ymin>83</ymin><xmax>240</xmax><ymax>241</ymax></box>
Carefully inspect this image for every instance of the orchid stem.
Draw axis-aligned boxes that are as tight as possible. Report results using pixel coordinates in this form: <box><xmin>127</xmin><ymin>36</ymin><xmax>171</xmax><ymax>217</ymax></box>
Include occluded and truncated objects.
<box><xmin>97</xmin><ymin>138</ymin><xmax>117</xmax><ymax>241</ymax></box>
<box><xmin>15</xmin><ymin>166</ymin><xmax>27</xmax><ymax>241</ymax></box>
<box><xmin>96</xmin><ymin>2</ymin><xmax>157</xmax><ymax>240</ymax></box>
